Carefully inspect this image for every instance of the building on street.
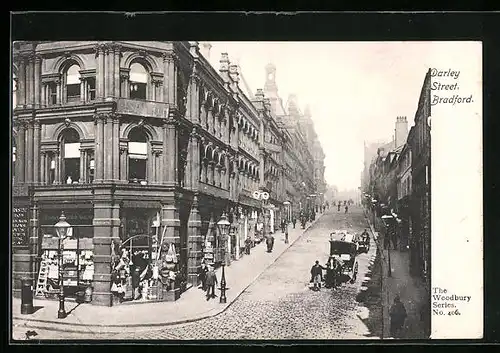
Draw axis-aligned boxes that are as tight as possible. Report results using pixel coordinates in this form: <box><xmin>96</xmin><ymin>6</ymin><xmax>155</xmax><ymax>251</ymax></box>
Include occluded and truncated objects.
<box><xmin>11</xmin><ymin>41</ymin><xmax>326</xmax><ymax>307</ymax></box>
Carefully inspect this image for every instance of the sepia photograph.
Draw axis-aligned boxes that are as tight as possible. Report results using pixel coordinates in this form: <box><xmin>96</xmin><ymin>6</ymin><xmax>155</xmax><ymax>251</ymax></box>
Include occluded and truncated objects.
<box><xmin>10</xmin><ymin>38</ymin><xmax>482</xmax><ymax>341</ymax></box>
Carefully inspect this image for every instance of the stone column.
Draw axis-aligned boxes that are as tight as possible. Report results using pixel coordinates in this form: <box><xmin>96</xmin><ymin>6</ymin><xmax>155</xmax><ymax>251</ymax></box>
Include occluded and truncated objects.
<box><xmin>208</xmin><ymin>161</ymin><xmax>214</xmax><ymax>185</ymax></box>
<box><xmin>15</xmin><ymin>123</ymin><xmax>26</xmax><ymax>184</ymax></box>
<box><xmin>79</xmin><ymin>149</ymin><xmax>85</xmax><ymax>183</ymax></box>
<box><xmin>190</xmin><ymin>74</ymin><xmax>199</xmax><ymax>123</ymax></box>
<box><xmin>104</xmin><ymin>114</ymin><xmax>113</xmax><ymax>181</ymax></box>
<box><xmin>94</xmin><ymin>114</ymin><xmax>105</xmax><ymax>182</ymax></box>
<box><xmin>26</xmin><ymin>121</ymin><xmax>33</xmax><ymax>184</ymax></box>
<box><xmin>119</xmin><ymin>146</ymin><xmax>127</xmax><ymax>181</ymax></box>
<box><xmin>40</xmin><ymin>151</ymin><xmax>46</xmax><ymax>184</ymax></box>
<box><xmin>200</xmin><ymin>159</ymin><xmax>207</xmax><ymax>184</ymax></box>
<box><xmin>105</xmin><ymin>46</ymin><xmax>112</xmax><ymax>99</ymax></box>
<box><xmin>17</xmin><ymin>56</ymin><xmax>26</xmax><ymax>107</ymax></box>
<box><xmin>34</xmin><ymin>55</ymin><xmax>41</xmax><ymax>108</ymax></box>
<box><xmin>214</xmin><ymin>164</ymin><xmax>221</xmax><ymax>187</ymax></box>
<box><xmin>187</xmin><ymin>195</ymin><xmax>202</xmax><ymax>286</ymax></box>
<box><xmin>164</xmin><ymin>118</ymin><xmax>178</xmax><ymax>184</ymax></box>
<box><xmin>112</xmin><ymin>116</ymin><xmax>120</xmax><ymax>180</ymax></box>
<box><xmin>190</xmin><ymin>129</ymin><xmax>201</xmax><ymax>190</ymax></box>
<box><xmin>259</xmin><ymin>150</ymin><xmax>265</xmax><ymax>187</ymax></box>
<box><xmin>207</xmin><ymin>108</ymin><xmax>213</xmax><ymax>134</ymax></box>
<box><xmin>33</xmin><ymin>120</ymin><xmax>40</xmax><ymax>184</ymax></box>
<box><xmin>56</xmin><ymin>79</ymin><xmax>61</xmax><ymax>105</ymax></box>
<box><xmin>92</xmin><ymin>192</ymin><xmax>120</xmax><ymax>307</ymax></box>
<box><xmin>26</xmin><ymin>55</ymin><xmax>34</xmax><ymax>108</ymax></box>
<box><xmin>200</xmin><ymin>104</ymin><xmax>207</xmax><ymax>129</ymax></box>
<box><xmin>113</xmin><ymin>45</ymin><xmax>121</xmax><ymax>97</ymax></box>
<box><xmin>163</xmin><ymin>51</ymin><xmax>177</xmax><ymax>105</ymax></box>
<box><xmin>96</xmin><ymin>44</ymin><xmax>105</xmax><ymax>99</ymax></box>
<box><xmin>54</xmin><ymin>150</ymin><xmax>61</xmax><ymax>184</ymax></box>
<box><xmin>80</xmin><ymin>78</ymin><xmax>85</xmax><ymax>103</ymax></box>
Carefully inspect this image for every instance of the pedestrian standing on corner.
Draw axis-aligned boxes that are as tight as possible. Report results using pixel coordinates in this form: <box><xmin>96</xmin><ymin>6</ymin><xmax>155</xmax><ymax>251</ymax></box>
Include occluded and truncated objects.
<box><xmin>198</xmin><ymin>261</ymin><xmax>208</xmax><ymax>291</ymax></box>
<box><xmin>310</xmin><ymin>260</ymin><xmax>325</xmax><ymax>291</ymax></box>
<box><xmin>205</xmin><ymin>265</ymin><xmax>218</xmax><ymax>300</ymax></box>
<box><xmin>338</xmin><ymin>203</ymin><xmax>341</xmax><ymax>212</ymax></box>
<box><xmin>292</xmin><ymin>216</ymin><xmax>297</xmax><ymax>229</ymax></box>
<box><xmin>345</xmin><ymin>205</ymin><xmax>348</xmax><ymax>214</ymax></box>
<box><xmin>389</xmin><ymin>295</ymin><xmax>407</xmax><ymax>338</ymax></box>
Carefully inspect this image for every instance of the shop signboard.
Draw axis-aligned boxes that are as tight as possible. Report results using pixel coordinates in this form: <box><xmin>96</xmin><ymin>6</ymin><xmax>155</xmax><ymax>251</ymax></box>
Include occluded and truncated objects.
<box><xmin>12</xmin><ymin>206</ymin><xmax>29</xmax><ymax>247</ymax></box>
<box><xmin>116</xmin><ymin>98</ymin><xmax>170</xmax><ymax>119</ymax></box>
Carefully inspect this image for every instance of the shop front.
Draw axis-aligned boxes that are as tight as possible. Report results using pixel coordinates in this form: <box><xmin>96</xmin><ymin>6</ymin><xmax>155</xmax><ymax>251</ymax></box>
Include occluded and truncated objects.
<box><xmin>37</xmin><ymin>206</ymin><xmax>94</xmax><ymax>302</ymax></box>
<box><xmin>111</xmin><ymin>208</ymin><xmax>186</xmax><ymax>304</ymax></box>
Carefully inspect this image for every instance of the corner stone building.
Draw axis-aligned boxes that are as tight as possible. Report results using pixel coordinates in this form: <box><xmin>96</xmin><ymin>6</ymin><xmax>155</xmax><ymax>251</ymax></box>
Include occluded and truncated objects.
<box><xmin>12</xmin><ymin>41</ymin><xmax>322</xmax><ymax>306</ymax></box>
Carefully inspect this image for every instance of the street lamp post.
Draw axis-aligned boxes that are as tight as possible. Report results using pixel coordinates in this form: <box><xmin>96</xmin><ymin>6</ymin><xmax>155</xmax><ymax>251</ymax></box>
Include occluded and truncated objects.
<box><xmin>54</xmin><ymin>211</ymin><xmax>71</xmax><ymax>319</ymax></box>
<box><xmin>217</xmin><ymin>213</ymin><xmax>231</xmax><ymax>304</ymax></box>
<box><xmin>381</xmin><ymin>214</ymin><xmax>394</xmax><ymax>278</ymax></box>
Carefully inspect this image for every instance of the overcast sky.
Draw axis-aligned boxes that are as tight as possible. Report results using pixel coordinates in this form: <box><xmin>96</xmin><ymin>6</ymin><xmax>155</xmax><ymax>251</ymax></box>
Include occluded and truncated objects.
<box><xmin>206</xmin><ymin>41</ymin><xmax>479</xmax><ymax>191</ymax></box>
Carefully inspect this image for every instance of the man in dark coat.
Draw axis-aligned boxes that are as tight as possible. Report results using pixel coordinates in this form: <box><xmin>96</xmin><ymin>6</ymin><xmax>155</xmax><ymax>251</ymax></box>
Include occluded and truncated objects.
<box><xmin>292</xmin><ymin>216</ymin><xmax>297</xmax><ymax>229</ymax></box>
<box><xmin>205</xmin><ymin>266</ymin><xmax>218</xmax><ymax>300</ymax></box>
<box><xmin>390</xmin><ymin>295</ymin><xmax>407</xmax><ymax>338</ymax></box>
<box><xmin>198</xmin><ymin>262</ymin><xmax>208</xmax><ymax>290</ymax></box>
<box><xmin>310</xmin><ymin>260</ymin><xmax>325</xmax><ymax>291</ymax></box>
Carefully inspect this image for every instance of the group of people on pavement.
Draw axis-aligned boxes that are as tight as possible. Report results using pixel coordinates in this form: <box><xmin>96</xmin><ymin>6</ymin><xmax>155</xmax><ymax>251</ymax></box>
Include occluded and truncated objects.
<box><xmin>197</xmin><ymin>262</ymin><xmax>219</xmax><ymax>301</ymax></box>
<box><xmin>309</xmin><ymin>258</ymin><xmax>344</xmax><ymax>291</ymax></box>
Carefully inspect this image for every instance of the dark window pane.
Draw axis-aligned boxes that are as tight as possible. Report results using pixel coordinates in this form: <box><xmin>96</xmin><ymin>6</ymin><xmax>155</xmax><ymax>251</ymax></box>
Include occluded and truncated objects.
<box><xmin>67</xmin><ymin>84</ymin><xmax>80</xmax><ymax>100</ymax></box>
<box><xmin>130</xmin><ymin>82</ymin><xmax>147</xmax><ymax>100</ymax></box>
<box><xmin>64</xmin><ymin>158</ymin><xmax>80</xmax><ymax>183</ymax></box>
<box><xmin>129</xmin><ymin>158</ymin><xmax>147</xmax><ymax>181</ymax></box>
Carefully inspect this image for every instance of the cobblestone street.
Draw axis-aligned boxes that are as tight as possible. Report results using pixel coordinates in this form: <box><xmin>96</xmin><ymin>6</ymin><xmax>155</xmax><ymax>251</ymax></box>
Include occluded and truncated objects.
<box><xmin>15</xmin><ymin>207</ymin><xmax>381</xmax><ymax>341</ymax></box>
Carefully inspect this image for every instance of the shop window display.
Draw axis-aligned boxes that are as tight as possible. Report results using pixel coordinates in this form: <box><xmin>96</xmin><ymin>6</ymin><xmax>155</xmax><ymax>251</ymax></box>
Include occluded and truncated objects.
<box><xmin>37</xmin><ymin>235</ymin><xmax>94</xmax><ymax>300</ymax></box>
<box><xmin>111</xmin><ymin>214</ymin><xmax>185</xmax><ymax>303</ymax></box>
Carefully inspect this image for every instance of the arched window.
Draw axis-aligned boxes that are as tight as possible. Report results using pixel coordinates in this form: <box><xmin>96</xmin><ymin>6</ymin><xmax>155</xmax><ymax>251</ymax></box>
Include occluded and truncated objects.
<box><xmin>128</xmin><ymin>127</ymin><xmax>148</xmax><ymax>183</ymax></box>
<box><xmin>129</xmin><ymin>63</ymin><xmax>148</xmax><ymax>100</ymax></box>
<box><xmin>65</xmin><ymin>64</ymin><xmax>81</xmax><ymax>103</ymax></box>
<box><xmin>61</xmin><ymin>128</ymin><xmax>81</xmax><ymax>184</ymax></box>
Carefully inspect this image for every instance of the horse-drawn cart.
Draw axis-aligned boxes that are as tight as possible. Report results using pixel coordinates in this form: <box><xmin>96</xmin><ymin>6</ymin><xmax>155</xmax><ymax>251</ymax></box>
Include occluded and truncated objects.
<box><xmin>329</xmin><ymin>239</ymin><xmax>359</xmax><ymax>284</ymax></box>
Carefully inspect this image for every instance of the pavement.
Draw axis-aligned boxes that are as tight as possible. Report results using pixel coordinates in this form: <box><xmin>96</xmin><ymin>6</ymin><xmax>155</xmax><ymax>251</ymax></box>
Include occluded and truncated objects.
<box><xmin>12</xmin><ymin>206</ymin><xmax>381</xmax><ymax>340</ymax></box>
<box><xmin>12</xmin><ymin>211</ymin><xmax>323</xmax><ymax>338</ymax></box>
<box><xmin>366</xmin><ymin>210</ymin><xmax>429</xmax><ymax>339</ymax></box>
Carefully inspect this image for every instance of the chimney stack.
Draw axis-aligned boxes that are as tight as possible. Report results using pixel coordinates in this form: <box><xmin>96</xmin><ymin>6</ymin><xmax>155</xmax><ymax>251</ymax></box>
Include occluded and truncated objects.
<box><xmin>395</xmin><ymin>116</ymin><xmax>409</xmax><ymax>148</ymax></box>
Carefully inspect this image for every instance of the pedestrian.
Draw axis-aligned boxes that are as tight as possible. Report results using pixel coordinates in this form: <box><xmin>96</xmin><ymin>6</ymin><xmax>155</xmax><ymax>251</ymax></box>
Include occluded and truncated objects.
<box><xmin>205</xmin><ymin>265</ymin><xmax>218</xmax><ymax>301</ymax></box>
<box><xmin>244</xmin><ymin>236</ymin><xmax>252</xmax><ymax>255</ymax></box>
<box><xmin>284</xmin><ymin>223</ymin><xmax>289</xmax><ymax>244</ymax></box>
<box><xmin>389</xmin><ymin>295</ymin><xmax>407</xmax><ymax>338</ymax></box>
<box><xmin>310</xmin><ymin>260</ymin><xmax>325</xmax><ymax>291</ymax></box>
<box><xmin>338</xmin><ymin>204</ymin><xmax>341</xmax><ymax>212</ymax></box>
<box><xmin>345</xmin><ymin>205</ymin><xmax>348</xmax><ymax>214</ymax></box>
<box><xmin>266</xmin><ymin>234</ymin><xmax>275</xmax><ymax>252</ymax></box>
<box><xmin>198</xmin><ymin>261</ymin><xmax>208</xmax><ymax>290</ymax></box>
<box><xmin>324</xmin><ymin>258</ymin><xmax>334</xmax><ymax>288</ymax></box>
<box><xmin>292</xmin><ymin>216</ymin><xmax>297</xmax><ymax>229</ymax></box>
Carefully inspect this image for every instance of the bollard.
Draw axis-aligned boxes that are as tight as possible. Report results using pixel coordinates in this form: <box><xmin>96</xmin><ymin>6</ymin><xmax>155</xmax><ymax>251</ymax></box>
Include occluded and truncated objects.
<box><xmin>20</xmin><ymin>278</ymin><xmax>34</xmax><ymax>315</ymax></box>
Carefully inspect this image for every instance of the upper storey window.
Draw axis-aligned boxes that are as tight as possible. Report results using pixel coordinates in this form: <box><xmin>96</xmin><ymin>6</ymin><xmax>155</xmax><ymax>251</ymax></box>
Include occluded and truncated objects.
<box><xmin>129</xmin><ymin>63</ymin><xmax>147</xmax><ymax>100</ymax></box>
<box><xmin>65</xmin><ymin>64</ymin><xmax>81</xmax><ymax>103</ymax></box>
